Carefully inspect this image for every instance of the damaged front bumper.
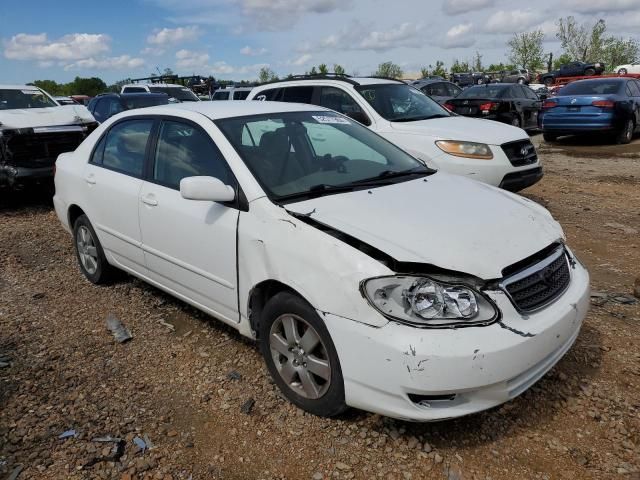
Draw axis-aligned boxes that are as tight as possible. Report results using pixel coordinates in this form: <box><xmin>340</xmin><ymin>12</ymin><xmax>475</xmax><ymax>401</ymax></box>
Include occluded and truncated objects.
<box><xmin>321</xmin><ymin>260</ymin><xmax>590</xmax><ymax>421</ymax></box>
<box><xmin>0</xmin><ymin>123</ymin><xmax>97</xmax><ymax>187</ymax></box>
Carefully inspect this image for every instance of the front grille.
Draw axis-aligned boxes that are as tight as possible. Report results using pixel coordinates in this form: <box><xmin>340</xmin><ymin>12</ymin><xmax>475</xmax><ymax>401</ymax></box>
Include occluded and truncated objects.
<box><xmin>501</xmin><ymin>247</ymin><xmax>571</xmax><ymax>312</ymax></box>
<box><xmin>4</xmin><ymin>129</ymin><xmax>90</xmax><ymax>168</ymax></box>
<box><xmin>501</xmin><ymin>139</ymin><xmax>538</xmax><ymax>167</ymax></box>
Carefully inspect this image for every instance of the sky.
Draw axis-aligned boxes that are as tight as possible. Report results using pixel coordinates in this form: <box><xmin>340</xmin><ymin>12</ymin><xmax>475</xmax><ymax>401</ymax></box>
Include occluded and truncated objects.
<box><xmin>1</xmin><ymin>0</ymin><xmax>640</xmax><ymax>85</ymax></box>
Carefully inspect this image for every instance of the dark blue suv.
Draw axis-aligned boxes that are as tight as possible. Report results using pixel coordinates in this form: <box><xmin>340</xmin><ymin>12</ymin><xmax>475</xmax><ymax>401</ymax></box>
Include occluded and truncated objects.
<box><xmin>87</xmin><ymin>93</ymin><xmax>169</xmax><ymax>123</ymax></box>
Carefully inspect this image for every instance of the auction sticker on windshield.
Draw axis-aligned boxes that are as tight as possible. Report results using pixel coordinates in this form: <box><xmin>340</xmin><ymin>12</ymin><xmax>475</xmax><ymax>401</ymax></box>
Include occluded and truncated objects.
<box><xmin>312</xmin><ymin>115</ymin><xmax>351</xmax><ymax>124</ymax></box>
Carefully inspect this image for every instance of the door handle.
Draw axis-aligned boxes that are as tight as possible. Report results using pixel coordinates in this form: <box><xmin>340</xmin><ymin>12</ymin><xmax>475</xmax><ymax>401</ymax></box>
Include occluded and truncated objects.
<box><xmin>141</xmin><ymin>196</ymin><xmax>158</xmax><ymax>206</ymax></box>
<box><xmin>85</xmin><ymin>174</ymin><xmax>96</xmax><ymax>185</ymax></box>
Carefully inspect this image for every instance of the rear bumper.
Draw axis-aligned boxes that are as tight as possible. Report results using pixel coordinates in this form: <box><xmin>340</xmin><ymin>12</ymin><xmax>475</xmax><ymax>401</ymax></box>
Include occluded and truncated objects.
<box><xmin>499</xmin><ymin>167</ymin><xmax>544</xmax><ymax>192</ymax></box>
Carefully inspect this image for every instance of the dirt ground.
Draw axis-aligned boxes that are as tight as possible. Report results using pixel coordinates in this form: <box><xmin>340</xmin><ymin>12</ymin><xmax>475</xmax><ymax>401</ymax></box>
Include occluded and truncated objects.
<box><xmin>1</xmin><ymin>133</ymin><xmax>639</xmax><ymax>480</ymax></box>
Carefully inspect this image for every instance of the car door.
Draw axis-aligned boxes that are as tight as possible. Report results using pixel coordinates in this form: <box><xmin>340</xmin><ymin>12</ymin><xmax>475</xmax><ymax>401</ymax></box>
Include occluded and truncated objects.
<box><xmin>628</xmin><ymin>80</ymin><xmax>640</xmax><ymax>127</ymax></box>
<box><xmin>82</xmin><ymin>118</ymin><xmax>154</xmax><ymax>272</ymax></box>
<box><xmin>138</xmin><ymin>118</ymin><xmax>240</xmax><ymax>323</ymax></box>
<box><xmin>519</xmin><ymin>85</ymin><xmax>541</xmax><ymax>128</ymax></box>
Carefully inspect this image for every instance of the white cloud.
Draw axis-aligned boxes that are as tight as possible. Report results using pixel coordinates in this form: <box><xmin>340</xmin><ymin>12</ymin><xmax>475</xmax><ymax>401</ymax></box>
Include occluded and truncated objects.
<box><xmin>4</xmin><ymin>33</ymin><xmax>110</xmax><ymax>61</ymax></box>
<box><xmin>175</xmin><ymin>49</ymin><xmax>210</xmax><ymax>69</ymax></box>
<box><xmin>206</xmin><ymin>61</ymin><xmax>269</xmax><ymax>77</ymax></box>
<box><xmin>442</xmin><ymin>0</ymin><xmax>494</xmax><ymax>15</ymax></box>
<box><xmin>64</xmin><ymin>55</ymin><xmax>145</xmax><ymax>71</ymax></box>
<box><xmin>560</xmin><ymin>0</ymin><xmax>640</xmax><ymax>13</ymax></box>
<box><xmin>141</xmin><ymin>46</ymin><xmax>166</xmax><ymax>56</ymax></box>
<box><xmin>240</xmin><ymin>45</ymin><xmax>268</xmax><ymax>56</ymax></box>
<box><xmin>485</xmin><ymin>9</ymin><xmax>544</xmax><ymax>34</ymax></box>
<box><xmin>288</xmin><ymin>53</ymin><xmax>312</xmax><ymax>66</ymax></box>
<box><xmin>147</xmin><ymin>26</ymin><xmax>201</xmax><ymax>45</ymax></box>
<box><xmin>442</xmin><ymin>23</ymin><xmax>475</xmax><ymax>48</ymax></box>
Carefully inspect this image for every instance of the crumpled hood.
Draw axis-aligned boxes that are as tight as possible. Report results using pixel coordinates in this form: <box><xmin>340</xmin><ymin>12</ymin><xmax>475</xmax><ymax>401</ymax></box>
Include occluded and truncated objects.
<box><xmin>388</xmin><ymin>116</ymin><xmax>527</xmax><ymax>145</ymax></box>
<box><xmin>0</xmin><ymin>105</ymin><xmax>95</xmax><ymax>130</ymax></box>
<box><xmin>285</xmin><ymin>174</ymin><xmax>563</xmax><ymax>279</ymax></box>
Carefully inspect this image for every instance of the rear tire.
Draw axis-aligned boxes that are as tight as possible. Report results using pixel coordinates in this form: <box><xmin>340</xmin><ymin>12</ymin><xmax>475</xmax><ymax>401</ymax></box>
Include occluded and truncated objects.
<box><xmin>584</xmin><ymin>68</ymin><xmax>596</xmax><ymax>76</ymax></box>
<box><xmin>543</xmin><ymin>77</ymin><xmax>554</xmax><ymax>86</ymax></box>
<box><xmin>618</xmin><ymin>68</ymin><xmax>628</xmax><ymax>75</ymax></box>
<box><xmin>517</xmin><ymin>78</ymin><xmax>525</xmax><ymax>84</ymax></box>
<box><xmin>615</xmin><ymin>119</ymin><xmax>634</xmax><ymax>144</ymax></box>
<box><xmin>259</xmin><ymin>292</ymin><xmax>347</xmax><ymax>418</ymax></box>
<box><xmin>73</xmin><ymin>214</ymin><xmax>116</xmax><ymax>284</ymax></box>
<box><xmin>543</xmin><ymin>133</ymin><xmax>558</xmax><ymax>142</ymax></box>
<box><xmin>510</xmin><ymin>115</ymin><xmax>522</xmax><ymax>128</ymax></box>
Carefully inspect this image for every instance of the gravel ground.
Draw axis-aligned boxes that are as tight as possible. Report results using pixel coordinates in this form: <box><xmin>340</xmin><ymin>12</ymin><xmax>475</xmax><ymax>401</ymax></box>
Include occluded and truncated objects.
<box><xmin>1</xmin><ymin>133</ymin><xmax>639</xmax><ymax>480</ymax></box>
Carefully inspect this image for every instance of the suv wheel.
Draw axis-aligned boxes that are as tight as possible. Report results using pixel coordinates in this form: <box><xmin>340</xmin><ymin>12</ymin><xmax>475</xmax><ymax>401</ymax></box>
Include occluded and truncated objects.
<box><xmin>543</xmin><ymin>133</ymin><xmax>558</xmax><ymax>142</ymax></box>
<box><xmin>584</xmin><ymin>68</ymin><xmax>596</xmax><ymax>76</ymax></box>
<box><xmin>543</xmin><ymin>77</ymin><xmax>554</xmax><ymax>86</ymax></box>
<box><xmin>259</xmin><ymin>292</ymin><xmax>347</xmax><ymax>417</ymax></box>
<box><xmin>510</xmin><ymin>115</ymin><xmax>522</xmax><ymax>128</ymax></box>
<box><xmin>73</xmin><ymin>214</ymin><xmax>116</xmax><ymax>284</ymax></box>
<box><xmin>618</xmin><ymin>68</ymin><xmax>628</xmax><ymax>75</ymax></box>
<box><xmin>517</xmin><ymin>78</ymin><xmax>525</xmax><ymax>84</ymax></box>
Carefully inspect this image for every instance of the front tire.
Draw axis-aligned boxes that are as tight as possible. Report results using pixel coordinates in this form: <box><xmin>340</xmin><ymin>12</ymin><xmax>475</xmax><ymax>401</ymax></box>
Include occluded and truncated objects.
<box><xmin>510</xmin><ymin>115</ymin><xmax>522</xmax><ymax>128</ymax></box>
<box><xmin>618</xmin><ymin>68</ymin><xmax>628</xmax><ymax>75</ymax></box>
<box><xmin>615</xmin><ymin>119</ymin><xmax>634</xmax><ymax>144</ymax></box>
<box><xmin>543</xmin><ymin>133</ymin><xmax>558</xmax><ymax>142</ymax></box>
<box><xmin>259</xmin><ymin>292</ymin><xmax>347</xmax><ymax>417</ymax></box>
<box><xmin>517</xmin><ymin>78</ymin><xmax>525</xmax><ymax>84</ymax></box>
<box><xmin>584</xmin><ymin>68</ymin><xmax>596</xmax><ymax>76</ymax></box>
<box><xmin>73</xmin><ymin>214</ymin><xmax>116</xmax><ymax>284</ymax></box>
<box><xmin>543</xmin><ymin>77</ymin><xmax>554</xmax><ymax>86</ymax></box>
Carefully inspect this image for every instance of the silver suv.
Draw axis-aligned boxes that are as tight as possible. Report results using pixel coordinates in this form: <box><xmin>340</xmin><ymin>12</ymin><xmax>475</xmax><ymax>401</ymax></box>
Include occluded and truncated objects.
<box><xmin>501</xmin><ymin>69</ymin><xmax>531</xmax><ymax>85</ymax></box>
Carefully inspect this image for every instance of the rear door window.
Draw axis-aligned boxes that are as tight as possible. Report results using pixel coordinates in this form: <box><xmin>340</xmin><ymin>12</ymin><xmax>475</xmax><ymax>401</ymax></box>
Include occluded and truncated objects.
<box><xmin>123</xmin><ymin>87</ymin><xmax>147</xmax><ymax>93</ymax></box>
<box><xmin>626</xmin><ymin>81</ymin><xmax>640</xmax><ymax>97</ymax></box>
<box><xmin>102</xmin><ymin>119</ymin><xmax>154</xmax><ymax>177</ymax></box>
<box><xmin>233</xmin><ymin>90</ymin><xmax>250</xmax><ymax>100</ymax></box>
<box><xmin>93</xmin><ymin>99</ymin><xmax>110</xmax><ymax>122</ymax></box>
<box><xmin>254</xmin><ymin>88</ymin><xmax>281</xmax><ymax>101</ymax></box>
<box><xmin>282</xmin><ymin>86</ymin><xmax>314</xmax><ymax>103</ymax></box>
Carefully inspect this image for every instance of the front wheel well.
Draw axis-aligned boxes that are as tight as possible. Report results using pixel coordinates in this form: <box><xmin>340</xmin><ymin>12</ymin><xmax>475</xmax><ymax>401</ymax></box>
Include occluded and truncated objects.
<box><xmin>247</xmin><ymin>280</ymin><xmax>311</xmax><ymax>338</ymax></box>
<box><xmin>68</xmin><ymin>205</ymin><xmax>86</xmax><ymax>230</ymax></box>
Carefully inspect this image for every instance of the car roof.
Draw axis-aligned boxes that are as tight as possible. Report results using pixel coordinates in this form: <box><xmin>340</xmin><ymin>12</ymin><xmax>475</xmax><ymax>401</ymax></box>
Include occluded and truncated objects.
<box><xmin>254</xmin><ymin>76</ymin><xmax>403</xmax><ymax>90</ymax></box>
<box><xmin>0</xmin><ymin>84</ymin><xmax>43</xmax><ymax>90</ymax></box>
<box><xmin>412</xmin><ymin>79</ymin><xmax>452</xmax><ymax>86</ymax></box>
<box><xmin>118</xmin><ymin>100</ymin><xmax>331</xmax><ymax>120</ymax></box>
<box><xmin>122</xmin><ymin>83</ymin><xmax>185</xmax><ymax>88</ymax></box>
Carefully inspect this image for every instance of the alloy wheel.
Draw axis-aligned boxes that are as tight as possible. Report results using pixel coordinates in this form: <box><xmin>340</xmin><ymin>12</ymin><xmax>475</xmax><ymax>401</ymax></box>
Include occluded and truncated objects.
<box><xmin>76</xmin><ymin>225</ymin><xmax>99</xmax><ymax>275</ymax></box>
<box><xmin>269</xmin><ymin>314</ymin><xmax>331</xmax><ymax>399</ymax></box>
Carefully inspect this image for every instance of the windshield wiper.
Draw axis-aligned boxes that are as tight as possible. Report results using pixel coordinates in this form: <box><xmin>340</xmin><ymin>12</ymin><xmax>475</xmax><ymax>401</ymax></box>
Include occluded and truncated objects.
<box><xmin>348</xmin><ymin>167</ymin><xmax>432</xmax><ymax>186</ymax></box>
<box><xmin>275</xmin><ymin>183</ymin><xmax>356</xmax><ymax>202</ymax></box>
<box><xmin>391</xmin><ymin>114</ymin><xmax>450</xmax><ymax>122</ymax></box>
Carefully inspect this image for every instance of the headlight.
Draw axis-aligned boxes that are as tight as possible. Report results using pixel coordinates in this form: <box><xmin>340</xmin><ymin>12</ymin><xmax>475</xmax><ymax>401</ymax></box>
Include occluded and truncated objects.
<box><xmin>435</xmin><ymin>140</ymin><xmax>494</xmax><ymax>160</ymax></box>
<box><xmin>362</xmin><ymin>276</ymin><xmax>498</xmax><ymax>328</ymax></box>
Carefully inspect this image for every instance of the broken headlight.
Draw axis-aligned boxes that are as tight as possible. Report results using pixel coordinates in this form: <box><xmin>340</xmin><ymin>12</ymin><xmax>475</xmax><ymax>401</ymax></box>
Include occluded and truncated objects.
<box><xmin>362</xmin><ymin>276</ymin><xmax>498</xmax><ymax>328</ymax></box>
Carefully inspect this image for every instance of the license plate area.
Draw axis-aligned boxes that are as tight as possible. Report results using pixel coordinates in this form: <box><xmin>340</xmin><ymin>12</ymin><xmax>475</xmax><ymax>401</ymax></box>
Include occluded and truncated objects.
<box><xmin>567</xmin><ymin>106</ymin><xmax>581</xmax><ymax>112</ymax></box>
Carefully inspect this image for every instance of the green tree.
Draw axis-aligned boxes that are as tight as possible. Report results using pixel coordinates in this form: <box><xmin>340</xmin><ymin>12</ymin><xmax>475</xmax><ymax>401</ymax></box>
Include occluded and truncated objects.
<box><xmin>430</xmin><ymin>60</ymin><xmax>447</xmax><ymax>77</ymax></box>
<box><xmin>508</xmin><ymin>30</ymin><xmax>545</xmax><ymax>71</ymax></box>
<box><xmin>309</xmin><ymin>66</ymin><xmax>318</xmax><ymax>75</ymax></box>
<box><xmin>258</xmin><ymin>67</ymin><xmax>278</xmax><ymax>83</ymax></box>
<box><xmin>333</xmin><ymin>64</ymin><xmax>346</xmax><ymax>75</ymax></box>
<box><xmin>374</xmin><ymin>61</ymin><xmax>403</xmax><ymax>79</ymax></box>
<box><xmin>450</xmin><ymin>59</ymin><xmax>471</xmax><ymax>74</ymax></box>
<box><xmin>602</xmin><ymin>36</ymin><xmax>640</xmax><ymax>71</ymax></box>
<box><xmin>552</xmin><ymin>52</ymin><xmax>573</xmax><ymax>70</ymax></box>
<box><xmin>486</xmin><ymin>63</ymin><xmax>516</xmax><ymax>72</ymax></box>
<box><xmin>65</xmin><ymin>77</ymin><xmax>107</xmax><ymax>96</ymax></box>
<box><xmin>472</xmin><ymin>51</ymin><xmax>484</xmax><ymax>72</ymax></box>
<box><xmin>419</xmin><ymin>67</ymin><xmax>429</xmax><ymax>78</ymax></box>
<box><xmin>317</xmin><ymin>63</ymin><xmax>328</xmax><ymax>74</ymax></box>
<box><xmin>31</xmin><ymin>80</ymin><xmax>63</xmax><ymax>95</ymax></box>
<box><xmin>556</xmin><ymin>17</ymin><xmax>607</xmax><ymax>62</ymax></box>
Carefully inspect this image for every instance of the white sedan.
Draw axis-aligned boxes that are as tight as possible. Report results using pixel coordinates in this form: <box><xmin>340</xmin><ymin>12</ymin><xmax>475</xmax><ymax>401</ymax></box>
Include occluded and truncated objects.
<box><xmin>53</xmin><ymin>101</ymin><xmax>590</xmax><ymax>421</ymax></box>
<box><xmin>615</xmin><ymin>64</ymin><xmax>640</xmax><ymax>75</ymax></box>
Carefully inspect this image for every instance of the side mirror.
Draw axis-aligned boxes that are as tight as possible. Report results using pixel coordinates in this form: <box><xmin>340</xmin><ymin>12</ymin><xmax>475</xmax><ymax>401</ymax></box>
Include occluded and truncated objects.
<box><xmin>180</xmin><ymin>176</ymin><xmax>235</xmax><ymax>202</ymax></box>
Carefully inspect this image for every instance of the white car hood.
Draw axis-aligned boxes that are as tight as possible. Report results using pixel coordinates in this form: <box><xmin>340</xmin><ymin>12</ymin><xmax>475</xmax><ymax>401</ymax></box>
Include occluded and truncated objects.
<box><xmin>285</xmin><ymin>174</ymin><xmax>563</xmax><ymax>279</ymax></box>
<box><xmin>388</xmin><ymin>116</ymin><xmax>526</xmax><ymax>145</ymax></box>
<box><xmin>0</xmin><ymin>105</ymin><xmax>95</xmax><ymax>130</ymax></box>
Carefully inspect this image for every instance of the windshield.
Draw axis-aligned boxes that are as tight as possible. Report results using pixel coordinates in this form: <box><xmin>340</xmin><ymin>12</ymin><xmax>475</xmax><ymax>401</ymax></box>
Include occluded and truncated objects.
<box><xmin>559</xmin><ymin>81</ymin><xmax>623</xmax><ymax>95</ymax></box>
<box><xmin>149</xmin><ymin>86</ymin><xmax>199</xmax><ymax>102</ymax></box>
<box><xmin>457</xmin><ymin>86</ymin><xmax>508</xmax><ymax>99</ymax></box>
<box><xmin>216</xmin><ymin>111</ymin><xmax>432</xmax><ymax>202</ymax></box>
<box><xmin>0</xmin><ymin>88</ymin><xmax>58</xmax><ymax>109</ymax></box>
<box><xmin>355</xmin><ymin>84</ymin><xmax>450</xmax><ymax>122</ymax></box>
<box><xmin>123</xmin><ymin>95</ymin><xmax>169</xmax><ymax>109</ymax></box>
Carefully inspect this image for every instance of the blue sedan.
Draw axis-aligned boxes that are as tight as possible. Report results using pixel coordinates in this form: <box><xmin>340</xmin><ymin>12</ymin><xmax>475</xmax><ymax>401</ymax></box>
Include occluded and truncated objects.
<box><xmin>539</xmin><ymin>77</ymin><xmax>640</xmax><ymax>144</ymax></box>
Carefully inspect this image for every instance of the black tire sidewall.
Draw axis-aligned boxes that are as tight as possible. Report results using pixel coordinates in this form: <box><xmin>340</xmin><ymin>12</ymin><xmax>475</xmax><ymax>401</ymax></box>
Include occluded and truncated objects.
<box><xmin>543</xmin><ymin>133</ymin><xmax>557</xmax><ymax>142</ymax></box>
<box><xmin>616</xmin><ymin>120</ymin><xmax>634</xmax><ymax>144</ymax></box>
<box><xmin>258</xmin><ymin>292</ymin><xmax>347</xmax><ymax>417</ymax></box>
<box><xmin>511</xmin><ymin>115</ymin><xmax>522</xmax><ymax>128</ymax></box>
<box><xmin>73</xmin><ymin>215</ymin><xmax>110</xmax><ymax>284</ymax></box>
